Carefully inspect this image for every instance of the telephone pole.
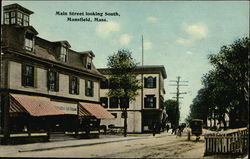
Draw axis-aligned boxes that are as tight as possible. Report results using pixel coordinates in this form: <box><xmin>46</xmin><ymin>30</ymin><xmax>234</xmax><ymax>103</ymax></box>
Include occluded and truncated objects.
<box><xmin>169</xmin><ymin>76</ymin><xmax>188</xmax><ymax>126</ymax></box>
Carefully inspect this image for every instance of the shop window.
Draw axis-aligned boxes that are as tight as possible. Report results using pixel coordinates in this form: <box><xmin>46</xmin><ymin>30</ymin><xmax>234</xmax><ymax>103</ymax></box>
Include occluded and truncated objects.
<box><xmin>100</xmin><ymin>97</ymin><xmax>108</xmax><ymax>108</ymax></box>
<box><xmin>48</xmin><ymin>71</ymin><xmax>59</xmax><ymax>92</ymax></box>
<box><xmin>59</xmin><ymin>47</ymin><xmax>67</xmax><ymax>62</ymax></box>
<box><xmin>120</xmin><ymin>97</ymin><xmax>129</xmax><ymax>108</ymax></box>
<box><xmin>144</xmin><ymin>76</ymin><xmax>156</xmax><ymax>88</ymax></box>
<box><xmin>109</xmin><ymin>97</ymin><xmax>118</xmax><ymax>108</ymax></box>
<box><xmin>25</xmin><ymin>32</ymin><xmax>34</xmax><ymax>52</ymax></box>
<box><xmin>111</xmin><ymin>113</ymin><xmax>117</xmax><ymax>118</ymax></box>
<box><xmin>85</xmin><ymin>80</ymin><xmax>94</xmax><ymax>97</ymax></box>
<box><xmin>22</xmin><ymin>64</ymin><xmax>34</xmax><ymax>87</ymax></box>
<box><xmin>69</xmin><ymin>76</ymin><xmax>79</xmax><ymax>94</ymax></box>
<box><xmin>144</xmin><ymin>95</ymin><xmax>156</xmax><ymax>108</ymax></box>
<box><xmin>100</xmin><ymin>79</ymin><xmax>109</xmax><ymax>89</ymax></box>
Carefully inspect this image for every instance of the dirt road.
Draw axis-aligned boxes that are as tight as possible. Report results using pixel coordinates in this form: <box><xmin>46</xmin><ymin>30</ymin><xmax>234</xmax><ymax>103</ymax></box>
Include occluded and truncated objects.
<box><xmin>4</xmin><ymin>134</ymin><xmax>205</xmax><ymax>158</ymax></box>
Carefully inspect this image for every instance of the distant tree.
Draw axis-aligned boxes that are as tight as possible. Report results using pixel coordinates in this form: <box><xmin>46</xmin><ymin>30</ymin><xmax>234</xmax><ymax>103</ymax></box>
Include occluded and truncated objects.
<box><xmin>107</xmin><ymin>49</ymin><xmax>141</xmax><ymax>137</ymax></box>
<box><xmin>164</xmin><ymin>99</ymin><xmax>179</xmax><ymax>127</ymax></box>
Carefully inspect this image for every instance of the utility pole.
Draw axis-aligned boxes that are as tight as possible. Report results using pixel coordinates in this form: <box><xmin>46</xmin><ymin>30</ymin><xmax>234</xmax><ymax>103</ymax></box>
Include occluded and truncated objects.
<box><xmin>169</xmin><ymin>76</ymin><xmax>188</xmax><ymax>126</ymax></box>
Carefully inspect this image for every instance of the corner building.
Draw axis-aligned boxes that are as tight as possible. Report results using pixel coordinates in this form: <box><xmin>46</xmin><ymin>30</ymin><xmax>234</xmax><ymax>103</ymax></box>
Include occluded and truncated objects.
<box><xmin>98</xmin><ymin>66</ymin><xmax>167</xmax><ymax>133</ymax></box>
<box><xmin>0</xmin><ymin>3</ymin><xmax>113</xmax><ymax>144</ymax></box>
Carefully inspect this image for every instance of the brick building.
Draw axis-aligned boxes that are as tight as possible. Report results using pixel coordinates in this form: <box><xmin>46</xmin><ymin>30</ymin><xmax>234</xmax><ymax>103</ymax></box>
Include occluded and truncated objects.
<box><xmin>0</xmin><ymin>3</ymin><xmax>113</xmax><ymax>144</ymax></box>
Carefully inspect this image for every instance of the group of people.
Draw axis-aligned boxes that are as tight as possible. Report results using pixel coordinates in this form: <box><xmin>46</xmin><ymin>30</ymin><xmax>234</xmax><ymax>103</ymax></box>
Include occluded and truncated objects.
<box><xmin>164</xmin><ymin>124</ymin><xmax>186</xmax><ymax>136</ymax></box>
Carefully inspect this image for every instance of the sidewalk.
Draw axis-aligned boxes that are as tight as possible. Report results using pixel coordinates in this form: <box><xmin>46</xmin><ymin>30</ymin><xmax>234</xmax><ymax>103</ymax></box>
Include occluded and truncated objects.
<box><xmin>0</xmin><ymin>133</ymin><xmax>170</xmax><ymax>157</ymax></box>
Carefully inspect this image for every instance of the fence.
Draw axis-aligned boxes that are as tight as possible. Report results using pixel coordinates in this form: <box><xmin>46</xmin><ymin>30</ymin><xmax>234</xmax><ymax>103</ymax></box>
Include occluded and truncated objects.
<box><xmin>204</xmin><ymin>127</ymin><xmax>248</xmax><ymax>156</ymax></box>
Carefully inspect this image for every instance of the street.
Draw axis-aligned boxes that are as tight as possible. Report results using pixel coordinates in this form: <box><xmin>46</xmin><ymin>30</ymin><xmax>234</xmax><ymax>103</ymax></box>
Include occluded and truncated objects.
<box><xmin>0</xmin><ymin>130</ymin><xmax>207</xmax><ymax>158</ymax></box>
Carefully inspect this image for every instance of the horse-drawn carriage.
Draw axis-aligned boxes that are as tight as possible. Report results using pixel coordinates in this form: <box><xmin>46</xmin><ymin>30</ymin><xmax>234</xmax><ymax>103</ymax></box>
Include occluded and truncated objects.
<box><xmin>190</xmin><ymin>119</ymin><xmax>203</xmax><ymax>141</ymax></box>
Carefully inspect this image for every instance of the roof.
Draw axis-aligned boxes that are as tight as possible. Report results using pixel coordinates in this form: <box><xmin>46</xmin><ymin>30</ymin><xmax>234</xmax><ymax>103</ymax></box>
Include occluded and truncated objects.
<box><xmin>9</xmin><ymin>94</ymin><xmax>65</xmax><ymax>116</ymax></box>
<box><xmin>3</xmin><ymin>3</ymin><xmax>34</xmax><ymax>15</ymax></box>
<box><xmin>98</xmin><ymin>65</ymin><xmax>167</xmax><ymax>79</ymax></box>
<box><xmin>79</xmin><ymin>102</ymin><xmax>115</xmax><ymax>119</ymax></box>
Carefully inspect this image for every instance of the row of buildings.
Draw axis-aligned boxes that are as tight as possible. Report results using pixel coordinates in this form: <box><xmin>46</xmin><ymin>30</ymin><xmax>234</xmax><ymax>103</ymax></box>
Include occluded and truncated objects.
<box><xmin>0</xmin><ymin>3</ymin><xmax>167</xmax><ymax>144</ymax></box>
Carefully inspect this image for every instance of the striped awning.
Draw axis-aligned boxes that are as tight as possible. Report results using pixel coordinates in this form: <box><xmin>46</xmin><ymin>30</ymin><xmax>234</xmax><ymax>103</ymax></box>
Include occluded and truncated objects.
<box><xmin>9</xmin><ymin>94</ymin><xmax>65</xmax><ymax>116</ymax></box>
<box><xmin>79</xmin><ymin>102</ymin><xmax>114</xmax><ymax>119</ymax></box>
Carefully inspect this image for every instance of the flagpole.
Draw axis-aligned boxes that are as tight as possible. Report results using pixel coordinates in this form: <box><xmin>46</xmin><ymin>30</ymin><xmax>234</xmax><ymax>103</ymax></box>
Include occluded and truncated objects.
<box><xmin>141</xmin><ymin>35</ymin><xmax>144</xmax><ymax>132</ymax></box>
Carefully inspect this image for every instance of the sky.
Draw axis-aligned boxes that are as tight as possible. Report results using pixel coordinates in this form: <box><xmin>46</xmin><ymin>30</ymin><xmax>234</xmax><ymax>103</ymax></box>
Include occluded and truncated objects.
<box><xmin>2</xmin><ymin>1</ymin><xmax>249</xmax><ymax>122</ymax></box>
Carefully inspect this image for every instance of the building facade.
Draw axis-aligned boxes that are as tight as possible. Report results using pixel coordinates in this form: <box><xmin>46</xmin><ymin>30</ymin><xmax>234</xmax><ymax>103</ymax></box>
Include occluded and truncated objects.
<box><xmin>0</xmin><ymin>3</ymin><xmax>113</xmax><ymax>143</ymax></box>
<box><xmin>98</xmin><ymin>66</ymin><xmax>167</xmax><ymax>133</ymax></box>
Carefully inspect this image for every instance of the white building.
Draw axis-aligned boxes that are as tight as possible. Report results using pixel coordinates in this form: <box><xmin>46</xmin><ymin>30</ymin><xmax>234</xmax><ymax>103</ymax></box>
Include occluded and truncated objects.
<box><xmin>98</xmin><ymin>65</ymin><xmax>167</xmax><ymax>133</ymax></box>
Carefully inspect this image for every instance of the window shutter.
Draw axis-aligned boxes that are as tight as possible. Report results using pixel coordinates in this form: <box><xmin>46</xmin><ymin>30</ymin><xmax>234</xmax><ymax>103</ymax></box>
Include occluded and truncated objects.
<box><xmin>144</xmin><ymin>77</ymin><xmax>147</xmax><ymax>88</ymax></box>
<box><xmin>76</xmin><ymin>77</ymin><xmax>80</xmax><ymax>95</ymax></box>
<box><xmin>153</xmin><ymin>97</ymin><xmax>156</xmax><ymax>108</ymax></box>
<box><xmin>69</xmin><ymin>76</ymin><xmax>72</xmax><ymax>94</ymax></box>
<box><xmin>21</xmin><ymin>64</ymin><xmax>26</xmax><ymax>86</ymax></box>
<box><xmin>144</xmin><ymin>97</ymin><xmax>147</xmax><ymax>108</ymax></box>
<box><xmin>34</xmin><ymin>67</ymin><xmax>38</xmax><ymax>88</ymax></box>
<box><xmin>91</xmin><ymin>81</ymin><xmax>94</xmax><ymax>97</ymax></box>
<box><xmin>85</xmin><ymin>80</ymin><xmax>88</xmax><ymax>96</ymax></box>
<box><xmin>55</xmin><ymin>72</ymin><xmax>59</xmax><ymax>92</ymax></box>
<box><xmin>47</xmin><ymin>71</ymin><xmax>50</xmax><ymax>90</ymax></box>
<box><xmin>153</xmin><ymin>77</ymin><xmax>156</xmax><ymax>88</ymax></box>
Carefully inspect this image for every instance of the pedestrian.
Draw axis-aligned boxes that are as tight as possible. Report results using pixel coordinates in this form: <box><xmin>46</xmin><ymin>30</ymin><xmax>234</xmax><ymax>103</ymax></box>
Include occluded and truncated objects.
<box><xmin>152</xmin><ymin>122</ymin><xmax>156</xmax><ymax>136</ymax></box>
<box><xmin>166</xmin><ymin>124</ymin><xmax>170</xmax><ymax>133</ymax></box>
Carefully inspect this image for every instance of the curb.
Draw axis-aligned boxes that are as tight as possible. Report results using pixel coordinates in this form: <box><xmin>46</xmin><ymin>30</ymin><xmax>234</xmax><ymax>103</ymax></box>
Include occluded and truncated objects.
<box><xmin>18</xmin><ymin>136</ymin><xmax>145</xmax><ymax>153</ymax></box>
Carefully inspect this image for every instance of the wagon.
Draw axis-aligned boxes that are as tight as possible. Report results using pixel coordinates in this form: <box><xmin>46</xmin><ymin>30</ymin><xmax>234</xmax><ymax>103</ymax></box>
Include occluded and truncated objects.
<box><xmin>190</xmin><ymin>119</ymin><xmax>203</xmax><ymax>140</ymax></box>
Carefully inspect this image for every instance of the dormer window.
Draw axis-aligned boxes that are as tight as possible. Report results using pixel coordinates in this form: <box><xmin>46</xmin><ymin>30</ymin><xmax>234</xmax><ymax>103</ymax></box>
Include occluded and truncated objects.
<box><xmin>59</xmin><ymin>47</ymin><xmax>67</xmax><ymax>62</ymax></box>
<box><xmin>86</xmin><ymin>56</ymin><xmax>92</xmax><ymax>69</ymax></box>
<box><xmin>25</xmin><ymin>32</ymin><xmax>34</xmax><ymax>52</ymax></box>
<box><xmin>23</xmin><ymin>14</ymin><xmax>29</xmax><ymax>26</ymax></box>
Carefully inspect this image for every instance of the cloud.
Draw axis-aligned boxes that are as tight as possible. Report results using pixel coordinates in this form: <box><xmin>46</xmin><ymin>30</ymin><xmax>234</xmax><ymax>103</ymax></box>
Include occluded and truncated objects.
<box><xmin>144</xmin><ymin>41</ymin><xmax>153</xmax><ymax>50</ymax></box>
<box><xmin>119</xmin><ymin>34</ymin><xmax>132</xmax><ymax>45</ymax></box>
<box><xmin>185</xmin><ymin>51</ymin><xmax>193</xmax><ymax>55</ymax></box>
<box><xmin>175</xmin><ymin>22</ymin><xmax>208</xmax><ymax>45</ymax></box>
<box><xmin>176</xmin><ymin>38</ymin><xmax>191</xmax><ymax>45</ymax></box>
<box><xmin>147</xmin><ymin>16</ymin><xmax>158</xmax><ymax>23</ymax></box>
<box><xmin>96</xmin><ymin>21</ymin><xmax>120</xmax><ymax>38</ymax></box>
<box><xmin>185</xmin><ymin>23</ymin><xmax>208</xmax><ymax>40</ymax></box>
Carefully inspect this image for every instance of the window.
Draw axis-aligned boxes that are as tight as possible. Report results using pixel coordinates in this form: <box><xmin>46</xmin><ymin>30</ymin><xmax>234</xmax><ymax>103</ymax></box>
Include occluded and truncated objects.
<box><xmin>120</xmin><ymin>97</ymin><xmax>129</xmax><ymax>108</ymax></box>
<box><xmin>109</xmin><ymin>97</ymin><xmax>118</xmax><ymax>108</ymax></box>
<box><xmin>23</xmin><ymin>14</ymin><xmax>29</xmax><ymax>26</ymax></box>
<box><xmin>111</xmin><ymin>113</ymin><xmax>117</xmax><ymax>118</ymax></box>
<box><xmin>59</xmin><ymin>47</ymin><xmax>67</xmax><ymax>62</ymax></box>
<box><xmin>86</xmin><ymin>56</ymin><xmax>92</xmax><ymax>69</ymax></box>
<box><xmin>85</xmin><ymin>80</ymin><xmax>94</xmax><ymax>97</ymax></box>
<box><xmin>144</xmin><ymin>76</ymin><xmax>156</xmax><ymax>88</ymax></box>
<box><xmin>100</xmin><ymin>97</ymin><xmax>108</xmax><ymax>108</ymax></box>
<box><xmin>4</xmin><ymin>12</ymin><xmax>10</xmax><ymax>24</ymax></box>
<box><xmin>25</xmin><ymin>32</ymin><xmax>34</xmax><ymax>51</ymax></box>
<box><xmin>10</xmin><ymin>11</ymin><xmax>16</xmax><ymax>24</ymax></box>
<box><xmin>144</xmin><ymin>95</ymin><xmax>156</xmax><ymax>108</ymax></box>
<box><xmin>22</xmin><ymin>64</ymin><xmax>34</xmax><ymax>87</ymax></box>
<box><xmin>48</xmin><ymin>71</ymin><xmax>58</xmax><ymax>91</ymax></box>
<box><xmin>69</xmin><ymin>76</ymin><xmax>79</xmax><ymax>94</ymax></box>
<box><xmin>17</xmin><ymin>12</ymin><xmax>23</xmax><ymax>25</ymax></box>
<box><xmin>100</xmin><ymin>79</ymin><xmax>109</xmax><ymax>89</ymax></box>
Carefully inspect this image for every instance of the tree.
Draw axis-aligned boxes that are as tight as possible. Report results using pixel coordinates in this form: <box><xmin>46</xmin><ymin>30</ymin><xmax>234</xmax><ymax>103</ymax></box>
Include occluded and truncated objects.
<box><xmin>164</xmin><ymin>99</ymin><xmax>179</xmax><ymax>127</ymax></box>
<box><xmin>107</xmin><ymin>49</ymin><xmax>141</xmax><ymax>137</ymax></box>
<box><xmin>187</xmin><ymin>37</ymin><xmax>249</xmax><ymax>129</ymax></box>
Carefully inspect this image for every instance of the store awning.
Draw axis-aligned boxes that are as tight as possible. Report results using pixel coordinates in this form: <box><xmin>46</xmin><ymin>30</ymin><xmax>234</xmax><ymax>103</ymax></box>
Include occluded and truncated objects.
<box><xmin>79</xmin><ymin>102</ymin><xmax>114</xmax><ymax>119</ymax></box>
<box><xmin>9</xmin><ymin>94</ymin><xmax>65</xmax><ymax>116</ymax></box>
